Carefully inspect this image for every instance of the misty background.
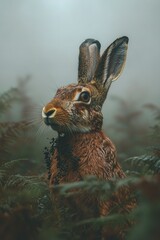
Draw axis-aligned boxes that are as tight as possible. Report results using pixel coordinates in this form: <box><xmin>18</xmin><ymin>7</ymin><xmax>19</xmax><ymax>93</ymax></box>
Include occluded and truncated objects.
<box><xmin>0</xmin><ymin>0</ymin><xmax>160</xmax><ymax>125</ymax></box>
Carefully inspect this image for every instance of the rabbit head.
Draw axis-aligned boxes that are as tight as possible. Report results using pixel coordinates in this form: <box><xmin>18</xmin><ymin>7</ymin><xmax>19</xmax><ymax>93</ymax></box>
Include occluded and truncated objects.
<box><xmin>42</xmin><ymin>37</ymin><xmax>129</xmax><ymax>134</ymax></box>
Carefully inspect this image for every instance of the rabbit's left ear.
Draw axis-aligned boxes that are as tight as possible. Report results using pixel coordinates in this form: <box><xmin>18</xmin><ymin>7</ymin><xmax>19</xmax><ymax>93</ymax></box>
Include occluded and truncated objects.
<box><xmin>94</xmin><ymin>36</ymin><xmax>129</xmax><ymax>89</ymax></box>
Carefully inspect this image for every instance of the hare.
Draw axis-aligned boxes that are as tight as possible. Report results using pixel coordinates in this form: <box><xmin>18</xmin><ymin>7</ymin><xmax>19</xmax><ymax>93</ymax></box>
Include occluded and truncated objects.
<box><xmin>42</xmin><ymin>37</ymin><xmax>135</xmax><ymax>238</ymax></box>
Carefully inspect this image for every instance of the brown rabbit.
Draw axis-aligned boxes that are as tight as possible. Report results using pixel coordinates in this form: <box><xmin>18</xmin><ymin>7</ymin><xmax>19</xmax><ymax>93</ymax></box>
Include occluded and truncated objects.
<box><xmin>42</xmin><ymin>37</ymin><xmax>135</xmax><ymax>239</ymax></box>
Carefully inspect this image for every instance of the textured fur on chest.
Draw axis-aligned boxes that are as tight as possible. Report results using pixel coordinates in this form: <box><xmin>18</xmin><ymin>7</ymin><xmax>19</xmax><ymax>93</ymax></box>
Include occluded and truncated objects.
<box><xmin>49</xmin><ymin>131</ymin><xmax>123</xmax><ymax>185</ymax></box>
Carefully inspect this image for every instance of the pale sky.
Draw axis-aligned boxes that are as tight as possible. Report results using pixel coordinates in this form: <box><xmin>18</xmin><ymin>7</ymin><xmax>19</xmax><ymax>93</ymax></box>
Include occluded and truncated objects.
<box><xmin>0</xmin><ymin>0</ymin><xmax>160</xmax><ymax>108</ymax></box>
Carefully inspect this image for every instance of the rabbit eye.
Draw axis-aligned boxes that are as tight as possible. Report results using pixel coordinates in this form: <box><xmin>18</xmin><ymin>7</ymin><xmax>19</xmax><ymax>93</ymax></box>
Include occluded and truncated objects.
<box><xmin>78</xmin><ymin>91</ymin><xmax>90</xmax><ymax>103</ymax></box>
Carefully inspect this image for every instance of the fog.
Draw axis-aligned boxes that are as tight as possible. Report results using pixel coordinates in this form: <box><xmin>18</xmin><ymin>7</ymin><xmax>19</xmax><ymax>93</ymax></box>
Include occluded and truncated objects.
<box><xmin>0</xmin><ymin>0</ymin><xmax>160</xmax><ymax>110</ymax></box>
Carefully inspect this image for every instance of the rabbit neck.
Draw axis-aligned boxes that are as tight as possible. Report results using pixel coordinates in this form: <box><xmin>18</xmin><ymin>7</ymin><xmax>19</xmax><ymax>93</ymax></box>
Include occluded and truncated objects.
<box><xmin>56</xmin><ymin>130</ymin><xmax>115</xmax><ymax>165</ymax></box>
<box><xmin>49</xmin><ymin>130</ymin><xmax>119</xmax><ymax>185</ymax></box>
<box><xmin>55</xmin><ymin>131</ymin><xmax>106</xmax><ymax>168</ymax></box>
<box><xmin>57</xmin><ymin>130</ymin><xmax>103</xmax><ymax>143</ymax></box>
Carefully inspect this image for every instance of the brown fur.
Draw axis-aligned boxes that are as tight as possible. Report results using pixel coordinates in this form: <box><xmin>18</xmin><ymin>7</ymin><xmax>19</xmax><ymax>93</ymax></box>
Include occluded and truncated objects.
<box><xmin>42</xmin><ymin>37</ymin><xmax>136</xmax><ymax>239</ymax></box>
<box><xmin>50</xmin><ymin>132</ymin><xmax>122</xmax><ymax>183</ymax></box>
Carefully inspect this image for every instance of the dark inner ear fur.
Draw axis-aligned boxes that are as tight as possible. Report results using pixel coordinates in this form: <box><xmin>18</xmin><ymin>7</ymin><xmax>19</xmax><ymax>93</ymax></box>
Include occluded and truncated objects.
<box><xmin>78</xmin><ymin>39</ymin><xmax>101</xmax><ymax>84</ymax></box>
<box><xmin>85</xmin><ymin>37</ymin><xmax>128</xmax><ymax>106</ymax></box>
<box><xmin>78</xmin><ymin>37</ymin><xmax>128</xmax><ymax>106</ymax></box>
<box><xmin>86</xmin><ymin>36</ymin><xmax>128</xmax><ymax>106</ymax></box>
<box><xmin>94</xmin><ymin>36</ymin><xmax>129</xmax><ymax>86</ymax></box>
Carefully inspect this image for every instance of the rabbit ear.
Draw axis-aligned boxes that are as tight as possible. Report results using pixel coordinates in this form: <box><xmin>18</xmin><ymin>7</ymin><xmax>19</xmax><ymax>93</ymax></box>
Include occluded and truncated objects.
<box><xmin>78</xmin><ymin>39</ymin><xmax>101</xmax><ymax>84</ymax></box>
<box><xmin>94</xmin><ymin>36</ymin><xmax>129</xmax><ymax>89</ymax></box>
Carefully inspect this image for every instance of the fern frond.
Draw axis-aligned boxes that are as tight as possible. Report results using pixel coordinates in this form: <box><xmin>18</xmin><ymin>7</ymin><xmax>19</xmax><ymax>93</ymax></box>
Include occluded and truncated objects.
<box><xmin>55</xmin><ymin>175</ymin><xmax>113</xmax><ymax>198</ymax></box>
<box><xmin>0</xmin><ymin>158</ymin><xmax>26</xmax><ymax>169</ymax></box>
<box><xmin>0</xmin><ymin>88</ymin><xmax>20</xmax><ymax>114</ymax></box>
<box><xmin>124</xmin><ymin>153</ymin><xmax>160</xmax><ymax>175</ymax></box>
<box><xmin>55</xmin><ymin>175</ymin><xmax>137</xmax><ymax>213</ymax></box>
<box><xmin>0</xmin><ymin>159</ymin><xmax>28</xmax><ymax>187</ymax></box>
<box><xmin>0</xmin><ymin>121</ymin><xmax>31</xmax><ymax>155</ymax></box>
<box><xmin>76</xmin><ymin>213</ymin><xmax>129</xmax><ymax>227</ymax></box>
<box><xmin>5</xmin><ymin>174</ymin><xmax>48</xmax><ymax>196</ymax></box>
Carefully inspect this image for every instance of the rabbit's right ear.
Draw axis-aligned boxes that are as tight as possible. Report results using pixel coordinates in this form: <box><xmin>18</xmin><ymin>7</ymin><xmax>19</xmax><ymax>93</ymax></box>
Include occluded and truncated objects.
<box><xmin>94</xmin><ymin>36</ymin><xmax>129</xmax><ymax>90</ymax></box>
<box><xmin>78</xmin><ymin>39</ymin><xmax>101</xmax><ymax>84</ymax></box>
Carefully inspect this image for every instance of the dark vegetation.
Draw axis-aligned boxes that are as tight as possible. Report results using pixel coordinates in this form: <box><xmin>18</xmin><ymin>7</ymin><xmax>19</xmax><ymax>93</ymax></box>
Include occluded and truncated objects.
<box><xmin>0</xmin><ymin>78</ymin><xmax>160</xmax><ymax>240</ymax></box>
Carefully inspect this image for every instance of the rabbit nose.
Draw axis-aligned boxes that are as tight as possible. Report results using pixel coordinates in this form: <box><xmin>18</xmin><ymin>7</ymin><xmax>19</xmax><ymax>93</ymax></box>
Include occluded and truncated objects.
<box><xmin>45</xmin><ymin>109</ymin><xmax>55</xmax><ymax>117</ymax></box>
<box><xmin>42</xmin><ymin>107</ymin><xmax>56</xmax><ymax>118</ymax></box>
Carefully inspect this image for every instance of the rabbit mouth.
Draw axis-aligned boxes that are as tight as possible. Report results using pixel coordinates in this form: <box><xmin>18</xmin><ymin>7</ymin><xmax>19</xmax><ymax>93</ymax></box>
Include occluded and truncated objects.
<box><xmin>44</xmin><ymin>117</ymin><xmax>58</xmax><ymax>129</ymax></box>
<box><xmin>43</xmin><ymin>117</ymin><xmax>52</xmax><ymax>126</ymax></box>
<box><xmin>43</xmin><ymin>117</ymin><xmax>66</xmax><ymax>132</ymax></box>
<box><xmin>42</xmin><ymin>109</ymin><xmax>91</xmax><ymax>133</ymax></box>
<box><xmin>44</xmin><ymin>117</ymin><xmax>90</xmax><ymax>133</ymax></box>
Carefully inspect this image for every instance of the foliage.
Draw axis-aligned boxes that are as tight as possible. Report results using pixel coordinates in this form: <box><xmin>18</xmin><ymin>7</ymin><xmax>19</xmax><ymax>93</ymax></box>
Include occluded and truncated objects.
<box><xmin>107</xmin><ymin>96</ymin><xmax>160</xmax><ymax>163</ymax></box>
<box><xmin>124</xmin><ymin>150</ymin><xmax>160</xmax><ymax>175</ymax></box>
<box><xmin>0</xmin><ymin>80</ymin><xmax>160</xmax><ymax>239</ymax></box>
